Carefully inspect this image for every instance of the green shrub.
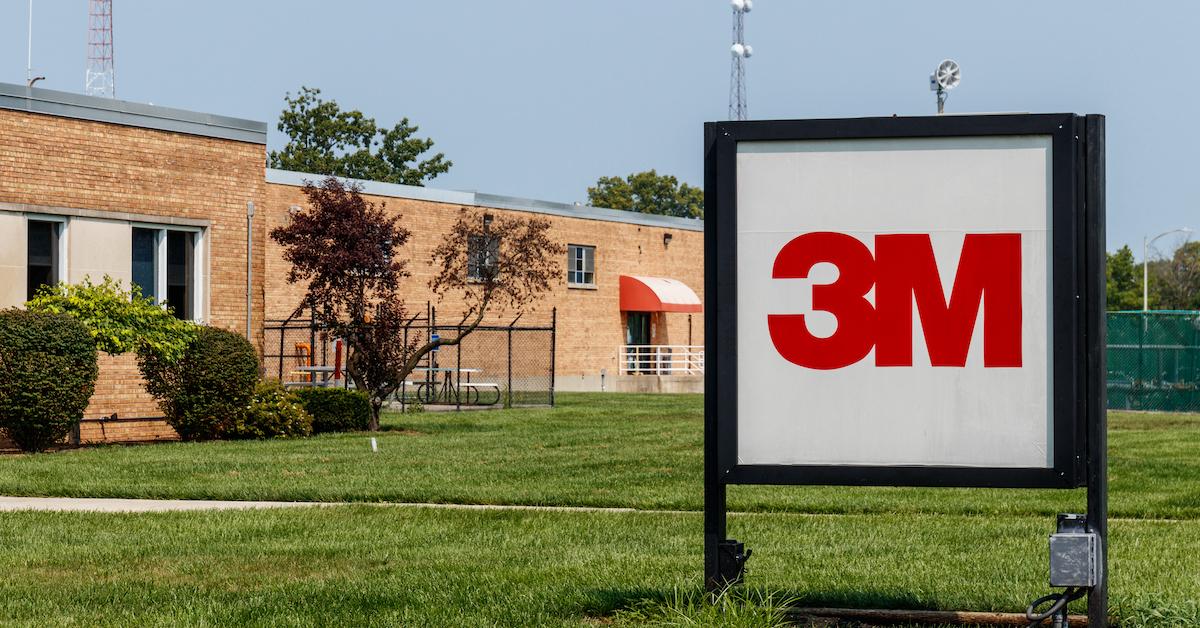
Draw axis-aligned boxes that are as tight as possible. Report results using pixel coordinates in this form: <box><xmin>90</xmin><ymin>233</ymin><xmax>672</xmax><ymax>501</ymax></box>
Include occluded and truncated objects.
<box><xmin>138</xmin><ymin>326</ymin><xmax>260</xmax><ymax>441</ymax></box>
<box><xmin>292</xmin><ymin>387</ymin><xmax>371</xmax><ymax>433</ymax></box>
<box><xmin>0</xmin><ymin>309</ymin><xmax>99</xmax><ymax>452</ymax></box>
<box><xmin>26</xmin><ymin>276</ymin><xmax>196</xmax><ymax>362</ymax></box>
<box><xmin>228</xmin><ymin>381</ymin><xmax>313</xmax><ymax>440</ymax></box>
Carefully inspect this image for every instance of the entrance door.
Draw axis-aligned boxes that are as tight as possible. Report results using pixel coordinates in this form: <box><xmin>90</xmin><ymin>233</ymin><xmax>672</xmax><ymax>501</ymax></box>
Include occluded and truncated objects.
<box><xmin>626</xmin><ymin>312</ymin><xmax>652</xmax><ymax>373</ymax></box>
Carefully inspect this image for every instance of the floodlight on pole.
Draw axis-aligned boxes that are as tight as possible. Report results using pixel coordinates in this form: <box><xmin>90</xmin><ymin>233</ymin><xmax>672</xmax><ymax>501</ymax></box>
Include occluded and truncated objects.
<box><xmin>1143</xmin><ymin>227</ymin><xmax>1193</xmax><ymax>311</ymax></box>
<box><xmin>929</xmin><ymin>59</ymin><xmax>960</xmax><ymax>114</ymax></box>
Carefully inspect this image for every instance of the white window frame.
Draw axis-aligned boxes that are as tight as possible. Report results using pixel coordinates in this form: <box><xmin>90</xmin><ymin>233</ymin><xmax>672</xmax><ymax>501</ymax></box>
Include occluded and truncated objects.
<box><xmin>131</xmin><ymin>222</ymin><xmax>207</xmax><ymax>323</ymax></box>
<box><xmin>567</xmin><ymin>244</ymin><xmax>596</xmax><ymax>288</ymax></box>
<box><xmin>24</xmin><ymin>213</ymin><xmax>69</xmax><ymax>297</ymax></box>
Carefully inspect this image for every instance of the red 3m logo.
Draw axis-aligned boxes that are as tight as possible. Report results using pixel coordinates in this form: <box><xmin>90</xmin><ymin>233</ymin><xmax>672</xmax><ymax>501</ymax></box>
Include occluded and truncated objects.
<box><xmin>768</xmin><ymin>232</ymin><xmax>1022</xmax><ymax>370</ymax></box>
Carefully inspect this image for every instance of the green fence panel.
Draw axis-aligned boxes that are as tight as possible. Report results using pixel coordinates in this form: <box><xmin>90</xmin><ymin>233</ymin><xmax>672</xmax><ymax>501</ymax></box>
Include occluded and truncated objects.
<box><xmin>1107</xmin><ymin>311</ymin><xmax>1200</xmax><ymax>412</ymax></box>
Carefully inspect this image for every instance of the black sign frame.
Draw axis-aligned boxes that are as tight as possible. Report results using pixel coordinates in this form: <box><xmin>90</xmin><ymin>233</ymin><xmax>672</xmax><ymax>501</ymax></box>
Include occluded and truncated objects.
<box><xmin>702</xmin><ymin>114</ymin><xmax>1107</xmax><ymax>624</ymax></box>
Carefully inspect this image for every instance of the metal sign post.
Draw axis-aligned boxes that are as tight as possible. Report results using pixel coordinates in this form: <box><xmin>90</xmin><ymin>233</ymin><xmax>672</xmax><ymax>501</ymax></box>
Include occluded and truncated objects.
<box><xmin>703</xmin><ymin>114</ymin><xmax>1107</xmax><ymax>626</ymax></box>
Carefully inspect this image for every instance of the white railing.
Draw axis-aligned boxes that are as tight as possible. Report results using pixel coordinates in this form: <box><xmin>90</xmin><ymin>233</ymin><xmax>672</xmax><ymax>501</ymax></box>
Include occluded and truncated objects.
<box><xmin>619</xmin><ymin>345</ymin><xmax>705</xmax><ymax>375</ymax></box>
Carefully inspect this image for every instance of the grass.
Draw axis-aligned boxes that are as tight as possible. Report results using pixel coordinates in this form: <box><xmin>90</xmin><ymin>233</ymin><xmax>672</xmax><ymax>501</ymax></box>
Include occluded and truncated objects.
<box><xmin>0</xmin><ymin>506</ymin><xmax>1197</xmax><ymax>627</ymax></box>
<box><xmin>0</xmin><ymin>394</ymin><xmax>1198</xmax><ymax>520</ymax></box>
<box><xmin>1</xmin><ymin>393</ymin><xmax>1198</xmax><ymax>625</ymax></box>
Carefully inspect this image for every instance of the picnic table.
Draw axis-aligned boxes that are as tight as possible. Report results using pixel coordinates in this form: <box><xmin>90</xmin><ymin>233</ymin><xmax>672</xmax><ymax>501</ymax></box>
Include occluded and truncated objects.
<box><xmin>402</xmin><ymin>367</ymin><xmax>500</xmax><ymax>405</ymax></box>
<box><xmin>288</xmin><ymin>365</ymin><xmax>340</xmax><ymax>388</ymax></box>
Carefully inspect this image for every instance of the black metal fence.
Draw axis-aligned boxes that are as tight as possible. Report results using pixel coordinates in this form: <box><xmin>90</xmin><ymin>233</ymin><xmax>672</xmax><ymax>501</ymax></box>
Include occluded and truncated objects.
<box><xmin>262</xmin><ymin>305</ymin><xmax>556</xmax><ymax>408</ymax></box>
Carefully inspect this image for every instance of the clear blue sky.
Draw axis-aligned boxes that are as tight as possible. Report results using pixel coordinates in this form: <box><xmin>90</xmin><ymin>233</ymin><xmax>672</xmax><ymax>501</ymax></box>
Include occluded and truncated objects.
<box><xmin>2</xmin><ymin>0</ymin><xmax>1195</xmax><ymax>254</ymax></box>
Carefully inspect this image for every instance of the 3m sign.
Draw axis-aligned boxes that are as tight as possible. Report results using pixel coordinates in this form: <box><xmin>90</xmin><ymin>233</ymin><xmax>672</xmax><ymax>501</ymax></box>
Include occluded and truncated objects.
<box><xmin>768</xmin><ymin>231</ymin><xmax>1022</xmax><ymax>370</ymax></box>
<box><xmin>703</xmin><ymin>114</ymin><xmax>1108</xmax><ymax>619</ymax></box>
<box><xmin>705</xmin><ymin>114</ymin><xmax>1104</xmax><ymax>487</ymax></box>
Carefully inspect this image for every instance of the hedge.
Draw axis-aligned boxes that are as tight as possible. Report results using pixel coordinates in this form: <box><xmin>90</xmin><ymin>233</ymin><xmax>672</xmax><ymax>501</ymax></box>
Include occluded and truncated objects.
<box><xmin>138</xmin><ymin>326</ymin><xmax>260</xmax><ymax>441</ymax></box>
<box><xmin>292</xmin><ymin>387</ymin><xmax>371</xmax><ymax>433</ymax></box>
<box><xmin>0</xmin><ymin>309</ymin><xmax>99</xmax><ymax>452</ymax></box>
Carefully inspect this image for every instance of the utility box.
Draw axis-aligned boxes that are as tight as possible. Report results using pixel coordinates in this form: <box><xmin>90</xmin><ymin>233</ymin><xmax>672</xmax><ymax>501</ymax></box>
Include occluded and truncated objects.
<box><xmin>1050</xmin><ymin>514</ymin><xmax>1100</xmax><ymax>588</ymax></box>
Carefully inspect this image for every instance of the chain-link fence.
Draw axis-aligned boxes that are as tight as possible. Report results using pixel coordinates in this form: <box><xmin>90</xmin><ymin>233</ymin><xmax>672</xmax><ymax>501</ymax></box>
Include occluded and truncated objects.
<box><xmin>1108</xmin><ymin>311</ymin><xmax>1200</xmax><ymax>412</ymax></box>
<box><xmin>262</xmin><ymin>306</ymin><xmax>556</xmax><ymax>408</ymax></box>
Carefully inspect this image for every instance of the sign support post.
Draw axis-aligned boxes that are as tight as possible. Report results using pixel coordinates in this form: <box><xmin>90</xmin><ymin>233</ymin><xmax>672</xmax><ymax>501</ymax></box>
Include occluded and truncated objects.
<box><xmin>1084</xmin><ymin>114</ymin><xmax>1108</xmax><ymax>627</ymax></box>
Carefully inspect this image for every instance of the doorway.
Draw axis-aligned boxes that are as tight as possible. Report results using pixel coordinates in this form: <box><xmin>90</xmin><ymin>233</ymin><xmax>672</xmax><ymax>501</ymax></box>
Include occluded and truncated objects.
<box><xmin>626</xmin><ymin>312</ymin><xmax>652</xmax><ymax>373</ymax></box>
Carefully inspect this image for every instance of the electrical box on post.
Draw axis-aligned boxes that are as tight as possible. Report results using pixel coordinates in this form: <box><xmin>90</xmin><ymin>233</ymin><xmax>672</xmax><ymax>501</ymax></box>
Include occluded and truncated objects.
<box><xmin>1049</xmin><ymin>514</ymin><xmax>1100</xmax><ymax>588</ymax></box>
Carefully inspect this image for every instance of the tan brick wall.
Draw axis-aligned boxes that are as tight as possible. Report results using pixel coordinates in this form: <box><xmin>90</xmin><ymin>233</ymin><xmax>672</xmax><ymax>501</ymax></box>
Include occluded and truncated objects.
<box><xmin>85</xmin><ymin>354</ymin><xmax>162</xmax><ymax>419</ymax></box>
<box><xmin>0</xmin><ymin>108</ymin><xmax>267</xmax><ymax>427</ymax></box>
<box><xmin>263</xmin><ymin>183</ymin><xmax>704</xmax><ymax>383</ymax></box>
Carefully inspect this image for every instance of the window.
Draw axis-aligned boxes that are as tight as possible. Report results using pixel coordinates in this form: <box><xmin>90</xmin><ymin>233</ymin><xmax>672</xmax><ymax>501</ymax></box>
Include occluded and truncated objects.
<box><xmin>131</xmin><ymin>225</ymin><xmax>202</xmax><ymax>321</ymax></box>
<box><xmin>467</xmin><ymin>234</ymin><xmax>499</xmax><ymax>281</ymax></box>
<box><xmin>131</xmin><ymin>227</ymin><xmax>159</xmax><ymax>300</ymax></box>
<box><xmin>27</xmin><ymin>219</ymin><xmax>65</xmax><ymax>301</ymax></box>
<box><xmin>567</xmin><ymin>244</ymin><xmax>595</xmax><ymax>287</ymax></box>
<box><xmin>166</xmin><ymin>231</ymin><xmax>194</xmax><ymax>320</ymax></box>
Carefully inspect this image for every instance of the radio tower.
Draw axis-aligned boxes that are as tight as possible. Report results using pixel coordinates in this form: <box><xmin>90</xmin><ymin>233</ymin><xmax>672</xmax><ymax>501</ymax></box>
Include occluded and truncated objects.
<box><xmin>728</xmin><ymin>0</ymin><xmax>752</xmax><ymax>120</ymax></box>
<box><xmin>86</xmin><ymin>0</ymin><xmax>114</xmax><ymax>98</ymax></box>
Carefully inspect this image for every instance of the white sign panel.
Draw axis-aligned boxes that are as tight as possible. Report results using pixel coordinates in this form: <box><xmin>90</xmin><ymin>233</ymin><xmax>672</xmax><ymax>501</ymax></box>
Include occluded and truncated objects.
<box><xmin>735</xmin><ymin>135</ymin><xmax>1053</xmax><ymax>468</ymax></box>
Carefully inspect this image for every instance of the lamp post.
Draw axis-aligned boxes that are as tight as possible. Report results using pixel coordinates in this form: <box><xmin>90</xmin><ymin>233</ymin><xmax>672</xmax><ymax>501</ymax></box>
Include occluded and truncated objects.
<box><xmin>1143</xmin><ymin>228</ymin><xmax>1193</xmax><ymax>311</ymax></box>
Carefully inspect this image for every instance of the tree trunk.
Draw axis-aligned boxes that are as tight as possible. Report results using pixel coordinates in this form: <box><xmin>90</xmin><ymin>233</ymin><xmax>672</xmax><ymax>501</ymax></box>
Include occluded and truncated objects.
<box><xmin>369</xmin><ymin>398</ymin><xmax>382</xmax><ymax>432</ymax></box>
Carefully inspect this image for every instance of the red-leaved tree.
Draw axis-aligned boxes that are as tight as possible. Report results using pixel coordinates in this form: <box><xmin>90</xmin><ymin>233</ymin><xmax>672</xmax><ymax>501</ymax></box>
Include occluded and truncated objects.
<box><xmin>271</xmin><ymin>177</ymin><xmax>563</xmax><ymax>429</ymax></box>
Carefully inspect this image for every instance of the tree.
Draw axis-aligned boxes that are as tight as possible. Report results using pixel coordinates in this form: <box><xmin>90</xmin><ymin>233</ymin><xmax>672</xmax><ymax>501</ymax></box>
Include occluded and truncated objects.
<box><xmin>1106</xmin><ymin>245</ymin><xmax>1143</xmax><ymax>311</ymax></box>
<box><xmin>587</xmin><ymin>170</ymin><xmax>703</xmax><ymax>219</ymax></box>
<box><xmin>267</xmin><ymin>87</ymin><xmax>451</xmax><ymax>186</ymax></box>
<box><xmin>1150</xmin><ymin>241</ymin><xmax>1200</xmax><ymax>311</ymax></box>
<box><xmin>270</xmin><ymin>177</ymin><xmax>563</xmax><ymax>429</ymax></box>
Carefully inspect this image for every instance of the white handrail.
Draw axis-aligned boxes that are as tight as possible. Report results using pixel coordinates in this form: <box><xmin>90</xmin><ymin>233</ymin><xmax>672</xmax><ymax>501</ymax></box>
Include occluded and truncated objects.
<box><xmin>618</xmin><ymin>344</ymin><xmax>705</xmax><ymax>375</ymax></box>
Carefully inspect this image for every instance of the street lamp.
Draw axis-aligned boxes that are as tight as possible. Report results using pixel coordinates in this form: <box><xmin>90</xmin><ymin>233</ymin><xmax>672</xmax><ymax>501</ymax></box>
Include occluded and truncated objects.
<box><xmin>1143</xmin><ymin>228</ymin><xmax>1193</xmax><ymax>311</ymax></box>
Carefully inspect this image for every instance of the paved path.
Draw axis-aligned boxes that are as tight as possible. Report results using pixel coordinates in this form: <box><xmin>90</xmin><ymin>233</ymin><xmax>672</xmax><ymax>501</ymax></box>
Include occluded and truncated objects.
<box><xmin>0</xmin><ymin>496</ymin><xmax>333</xmax><ymax>513</ymax></box>
<box><xmin>0</xmin><ymin>496</ymin><xmax>653</xmax><ymax>514</ymax></box>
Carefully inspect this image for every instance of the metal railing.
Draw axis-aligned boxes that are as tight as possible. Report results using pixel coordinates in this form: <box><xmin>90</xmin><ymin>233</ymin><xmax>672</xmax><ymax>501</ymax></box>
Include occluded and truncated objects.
<box><xmin>618</xmin><ymin>344</ymin><xmax>705</xmax><ymax>375</ymax></box>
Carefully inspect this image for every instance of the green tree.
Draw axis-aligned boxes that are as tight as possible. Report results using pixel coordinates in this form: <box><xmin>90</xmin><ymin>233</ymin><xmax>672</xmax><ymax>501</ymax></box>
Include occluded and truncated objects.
<box><xmin>267</xmin><ymin>87</ymin><xmax>451</xmax><ymax>186</ymax></box>
<box><xmin>1150</xmin><ymin>241</ymin><xmax>1200</xmax><ymax>310</ymax></box>
<box><xmin>1106</xmin><ymin>245</ymin><xmax>1143</xmax><ymax>311</ymax></box>
<box><xmin>587</xmin><ymin>170</ymin><xmax>703</xmax><ymax>219</ymax></box>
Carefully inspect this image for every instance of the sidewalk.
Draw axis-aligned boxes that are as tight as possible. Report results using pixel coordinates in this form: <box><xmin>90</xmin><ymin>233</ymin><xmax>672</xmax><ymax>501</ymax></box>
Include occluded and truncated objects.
<box><xmin>0</xmin><ymin>496</ymin><xmax>327</xmax><ymax>513</ymax></box>
<box><xmin>0</xmin><ymin>496</ymin><xmax>646</xmax><ymax>514</ymax></box>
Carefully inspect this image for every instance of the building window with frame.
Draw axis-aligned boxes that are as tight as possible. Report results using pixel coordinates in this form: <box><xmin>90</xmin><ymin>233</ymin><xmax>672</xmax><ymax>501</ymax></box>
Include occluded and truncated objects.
<box><xmin>567</xmin><ymin>244</ymin><xmax>595</xmax><ymax>287</ymax></box>
<box><xmin>467</xmin><ymin>234</ymin><xmax>499</xmax><ymax>281</ymax></box>
<box><xmin>131</xmin><ymin>224</ymin><xmax>202</xmax><ymax>321</ymax></box>
<box><xmin>27</xmin><ymin>218</ymin><xmax>65</xmax><ymax>301</ymax></box>
<box><xmin>131</xmin><ymin>227</ymin><xmax>159</xmax><ymax>300</ymax></box>
<box><xmin>166</xmin><ymin>231</ymin><xmax>195</xmax><ymax>320</ymax></box>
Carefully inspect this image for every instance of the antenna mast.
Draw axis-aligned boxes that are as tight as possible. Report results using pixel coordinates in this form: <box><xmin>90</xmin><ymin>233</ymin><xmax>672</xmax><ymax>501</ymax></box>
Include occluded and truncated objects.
<box><xmin>86</xmin><ymin>0</ymin><xmax>114</xmax><ymax>98</ymax></box>
<box><xmin>728</xmin><ymin>0</ymin><xmax>753</xmax><ymax>121</ymax></box>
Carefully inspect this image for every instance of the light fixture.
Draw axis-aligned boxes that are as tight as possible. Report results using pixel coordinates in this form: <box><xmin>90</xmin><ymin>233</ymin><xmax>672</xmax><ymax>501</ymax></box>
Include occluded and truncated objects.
<box><xmin>929</xmin><ymin>59</ymin><xmax>961</xmax><ymax>114</ymax></box>
<box><xmin>663</xmin><ymin>232</ymin><xmax>673</xmax><ymax>248</ymax></box>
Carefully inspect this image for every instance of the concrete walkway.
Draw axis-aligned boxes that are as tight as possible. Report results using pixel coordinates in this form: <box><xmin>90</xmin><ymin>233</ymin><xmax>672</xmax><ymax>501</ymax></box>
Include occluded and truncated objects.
<box><xmin>0</xmin><ymin>496</ymin><xmax>329</xmax><ymax>513</ymax></box>
<box><xmin>0</xmin><ymin>496</ymin><xmax>651</xmax><ymax>514</ymax></box>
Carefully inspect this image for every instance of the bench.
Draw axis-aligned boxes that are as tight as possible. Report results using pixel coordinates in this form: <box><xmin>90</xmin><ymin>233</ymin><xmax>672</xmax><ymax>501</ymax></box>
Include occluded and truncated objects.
<box><xmin>460</xmin><ymin>382</ymin><xmax>501</xmax><ymax>405</ymax></box>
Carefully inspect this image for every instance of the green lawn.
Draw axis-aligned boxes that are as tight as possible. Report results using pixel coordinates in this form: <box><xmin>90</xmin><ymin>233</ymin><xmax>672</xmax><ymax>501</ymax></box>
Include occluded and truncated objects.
<box><xmin>0</xmin><ymin>394</ymin><xmax>1197</xmax><ymax>520</ymax></box>
<box><xmin>0</xmin><ymin>506</ymin><xmax>1197</xmax><ymax>627</ymax></box>
<box><xmin>0</xmin><ymin>393</ymin><xmax>1198</xmax><ymax>626</ymax></box>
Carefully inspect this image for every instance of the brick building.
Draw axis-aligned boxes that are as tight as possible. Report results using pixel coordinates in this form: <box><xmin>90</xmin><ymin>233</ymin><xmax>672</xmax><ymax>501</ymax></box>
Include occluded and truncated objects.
<box><xmin>0</xmin><ymin>82</ymin><xmax>703</xmax><ymax>444</ymax></box>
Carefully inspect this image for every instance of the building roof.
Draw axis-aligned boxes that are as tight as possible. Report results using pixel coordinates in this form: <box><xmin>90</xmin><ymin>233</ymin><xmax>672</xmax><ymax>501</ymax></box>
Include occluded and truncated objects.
<box><xmin>0</xmin><ymin>82</ymin><xmax>267</xmax><ymax>144</ymax></box>
<box><xmin>0</xmin><ymin>81</ymin><xmax>702</xmax><ymax>232</ymax></box>
<box><xmin>266</xmin><ymin>169</ymin><xmax>704</xmax><ymax>232</ymax></box>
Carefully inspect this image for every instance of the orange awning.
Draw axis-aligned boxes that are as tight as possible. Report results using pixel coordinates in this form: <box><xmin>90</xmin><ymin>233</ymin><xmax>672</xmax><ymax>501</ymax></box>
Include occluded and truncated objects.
<box><xmin>619</xmin><ymin>275</ymin><xmax>703</xmax><ymax>313</ymax></box>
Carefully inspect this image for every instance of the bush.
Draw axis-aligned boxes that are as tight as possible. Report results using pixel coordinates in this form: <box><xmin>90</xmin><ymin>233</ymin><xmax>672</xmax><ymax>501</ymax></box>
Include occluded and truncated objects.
<box><xmin>292</xmin><ymin>387</ymin><xmax>371</xmax><ymax>433</ymax></box>
<box><xmin>26</xmin><ymin>276</ymin><xmax>196</xmax><ymax>361</ymax></box>
<box><xmin>0</xmin><ymin>309</ymin><xmax>99</xmax><ymax>452</ymax></box>
<box><xmin>227</xmin><ymin>381</ymin><xmax>312</xmax><ymax>439</ymax></box>
<box><xmin>138</xmin><ymin>326</ymin><xmax>260</xmax><ymax>441</ymax></box>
